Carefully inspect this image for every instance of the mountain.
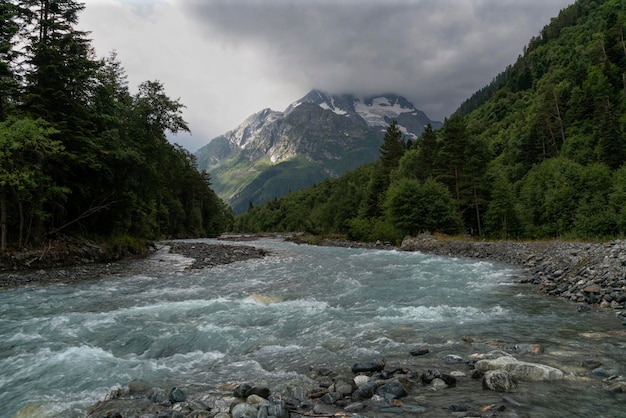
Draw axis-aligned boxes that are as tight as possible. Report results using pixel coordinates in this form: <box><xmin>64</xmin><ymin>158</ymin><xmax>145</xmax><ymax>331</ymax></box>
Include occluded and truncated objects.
<box><xmin>195</xmin><ymin>90</ymin><xmax>441</xmax><ymax>213</ymax></box>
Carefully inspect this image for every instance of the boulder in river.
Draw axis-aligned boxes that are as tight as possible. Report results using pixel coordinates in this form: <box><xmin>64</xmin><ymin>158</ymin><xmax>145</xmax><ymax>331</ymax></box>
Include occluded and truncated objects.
<box><xmin>351</xmin><ymin>360</ymin><xmax>384</xmax><ymax>374</ymax></box>
<box><xmin>475</xmin><ymin>355</ymin><xmax>564</xmax><ymax>381</ymax></box>
<box><xmin>483</xmin><ymin>370</ymin><xmax>518</xmax><ymax>392</ymax></box>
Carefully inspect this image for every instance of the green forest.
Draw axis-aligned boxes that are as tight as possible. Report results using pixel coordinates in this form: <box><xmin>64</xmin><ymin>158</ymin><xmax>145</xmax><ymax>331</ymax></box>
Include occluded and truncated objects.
<box><xmin>236</xmin><ymin>0</ymin><xmax>626</xmax><ymax>242</ymax></box>
<box><xmin>0</xmin><ymin>0</ymin><xmax>232</xmax><ymax>253</ymax></box>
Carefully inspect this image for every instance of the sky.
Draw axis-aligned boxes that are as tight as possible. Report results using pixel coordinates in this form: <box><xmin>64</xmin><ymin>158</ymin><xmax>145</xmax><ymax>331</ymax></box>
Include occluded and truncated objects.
<box><xmin>78</xmin><ymin>0</ymin><xmax>574</xmax><ymax>152</ymax></box>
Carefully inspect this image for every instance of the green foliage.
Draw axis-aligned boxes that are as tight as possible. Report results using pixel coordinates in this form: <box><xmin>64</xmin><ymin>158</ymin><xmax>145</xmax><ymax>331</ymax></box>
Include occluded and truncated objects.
<box><xmin>483</xmin><ymin>164</ymin><xmax>521</xmax><ymax>238</ymax></box>
<box><xmin>103</xmin><ymin>235</ymin><xmax>148</xmax><ymax>260</ymax></box>
<box><xmin>384</xmin><ymin>178</ymin><xmax>463</xmax><ymax>236</ymax></box>
<box><xmin>517</xmin><ymin>157</ymin><xmax>583</xmax><ymax>238</ymax></box>
<box><xmin>0</xmin><ymin>117</ymin><xmax>62</xmax><ymax>248</ymax></box>
<box><xmin>0</xmin><ymin>2</ymin><xmax>231</xmax><ymax>249</ymax></box>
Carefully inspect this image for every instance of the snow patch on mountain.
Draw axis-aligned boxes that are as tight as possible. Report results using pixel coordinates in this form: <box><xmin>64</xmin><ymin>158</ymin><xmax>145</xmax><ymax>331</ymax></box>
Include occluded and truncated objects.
<box><xmin>319</xmin><ymin>99</ymin><xmax>348</xmax><ymax>116</ymax></box>
<box><xmin>354</xmin><ymin>97</ymin><xmax>414</xmax><ymax>128</ymax></box>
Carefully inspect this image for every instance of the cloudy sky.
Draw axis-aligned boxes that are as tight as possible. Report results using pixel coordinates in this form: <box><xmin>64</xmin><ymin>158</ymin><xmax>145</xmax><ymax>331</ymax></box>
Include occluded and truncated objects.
<box><xmin>79</xmin><ymin>0</ymin><xmax>574</xmax><ymax>152</ymax></box>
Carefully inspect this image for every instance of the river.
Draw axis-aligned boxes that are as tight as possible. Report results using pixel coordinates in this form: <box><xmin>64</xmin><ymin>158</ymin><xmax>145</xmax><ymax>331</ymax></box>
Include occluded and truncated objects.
<box><xmin>1</xmin><ymin>238</ymin><xmax>625</xmax><ymax>417</ymax></box>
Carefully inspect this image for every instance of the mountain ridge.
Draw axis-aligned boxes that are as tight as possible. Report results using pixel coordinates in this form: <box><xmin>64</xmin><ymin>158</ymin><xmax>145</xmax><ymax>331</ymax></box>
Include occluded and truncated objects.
<box><xmin>195</xmin><ymin>90</ymin><xmax>441</xmax><ymax>213</ymax></box>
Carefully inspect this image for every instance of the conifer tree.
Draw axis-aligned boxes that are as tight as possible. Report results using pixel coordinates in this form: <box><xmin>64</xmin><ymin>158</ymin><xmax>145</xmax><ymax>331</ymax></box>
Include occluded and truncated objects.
<box><xmin>0</xmin><ymin>0</ymin><xmax>20</xmax><ymax>121</ymax></box>
<box><xmin>379</xmin><ymin>120</ymin><xmax>405</xmax><ymax>175</ymax></box>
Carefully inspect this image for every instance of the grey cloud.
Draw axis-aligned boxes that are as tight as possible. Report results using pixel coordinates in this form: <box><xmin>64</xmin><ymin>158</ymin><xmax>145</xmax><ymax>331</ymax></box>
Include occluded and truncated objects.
<box><xmin>182</xmin><ymin>0</ymin><xmax>572</xmax><ymax>121</ymax></box>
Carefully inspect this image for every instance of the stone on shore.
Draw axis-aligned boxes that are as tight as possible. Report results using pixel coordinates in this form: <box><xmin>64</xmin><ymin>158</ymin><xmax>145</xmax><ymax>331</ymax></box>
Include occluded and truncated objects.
<box><xmin>231</xmin><ymin>401</ymin><xmax>258</xmax><ymax>418</ymax></box>
<box><xmin>475</xmin><ymin>354</ymin><xmax>564</xmax><ymax>381</ymax></box>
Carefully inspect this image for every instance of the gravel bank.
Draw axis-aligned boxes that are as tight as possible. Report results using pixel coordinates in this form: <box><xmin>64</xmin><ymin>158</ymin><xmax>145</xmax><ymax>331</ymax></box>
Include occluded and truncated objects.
<box><xmin>400</xmin><ymin>233</ymin><xmax>626</xmax><ymax>312</ymax></box>
<box><xmin>0</xmin><ymin>240</ymin><xmax>268</xmax><ymax>289</ymax></box>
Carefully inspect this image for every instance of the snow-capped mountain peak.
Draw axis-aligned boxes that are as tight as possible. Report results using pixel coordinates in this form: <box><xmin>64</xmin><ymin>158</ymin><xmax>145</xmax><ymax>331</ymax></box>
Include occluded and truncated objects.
<box><xmin>194</xmin><ymin>89</ymin><xmax>441</xmax><ymax>213</ymax></box>
<box><xmin>284</xmin><ymin>90</ymin><xmax>432</xmax><ymax>139</ymax></box>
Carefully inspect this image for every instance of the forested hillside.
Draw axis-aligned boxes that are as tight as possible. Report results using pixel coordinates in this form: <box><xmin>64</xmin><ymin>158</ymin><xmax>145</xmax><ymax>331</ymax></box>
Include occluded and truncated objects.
<box><xmin>0</xmin><ymin>1</ymin><xmax>232</xmax><ymax>252</ymax></box>
<box><xmin>235</xmin><ymin>0</ymin><xmax>626</xmax><ymax>242</ymax></box>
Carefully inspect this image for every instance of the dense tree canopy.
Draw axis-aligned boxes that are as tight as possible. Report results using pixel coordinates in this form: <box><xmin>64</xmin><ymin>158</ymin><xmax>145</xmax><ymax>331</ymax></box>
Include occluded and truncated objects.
<box><xmin>0</xmin><ymin>0</ymin><xmax>232</xmax><ymax>251</ymax></box>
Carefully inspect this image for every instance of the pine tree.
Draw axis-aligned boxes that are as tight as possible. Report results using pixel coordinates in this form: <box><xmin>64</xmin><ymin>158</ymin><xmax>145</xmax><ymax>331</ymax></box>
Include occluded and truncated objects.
<box><xmin>19</xmin><ymin>0</ymin><xmax>98</xmax><ymax>132</ymax></box>
<box><xmin>0</xmin><ymin>0</ymin><xmax>20</xmax><ymax>121</ymax></box>
<box><xmin>415</xmin><ymin>123</ymin><xmax>438</xmax><ymax>180</ymax></box>
<box><xmin>379</xmin><ymin>120</ymin><xmax>405</xmax><ymax>175</ymax></box>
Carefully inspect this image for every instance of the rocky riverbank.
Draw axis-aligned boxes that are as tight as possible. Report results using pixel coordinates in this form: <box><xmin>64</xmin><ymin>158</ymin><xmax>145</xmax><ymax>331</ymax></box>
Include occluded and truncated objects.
<box><xmin>86</xmin><ymin>339</ymin><xmax>626</xmax><ymax>418</ymax></box>
<box><xmin>0</xmin><ymin>240</ymin><xmax>267</xmax><ymax>289</ymax></box>
<box><xmin>306</xmin><ymin>232</ymin><xmax>626</xmax><ymax>320</ymax></box>
<box><xmin>399</xmin><ymin>233</ymin><xmax>626</xmax><ymax>313</ymax></box>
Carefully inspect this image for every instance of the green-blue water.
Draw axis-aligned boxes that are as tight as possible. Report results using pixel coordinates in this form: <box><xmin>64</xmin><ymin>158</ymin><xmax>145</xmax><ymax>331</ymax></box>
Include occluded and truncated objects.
<box><xmin>1</xmin><ymin>238</ymin><xmax>625</xmax><ymax>417</ymax></box>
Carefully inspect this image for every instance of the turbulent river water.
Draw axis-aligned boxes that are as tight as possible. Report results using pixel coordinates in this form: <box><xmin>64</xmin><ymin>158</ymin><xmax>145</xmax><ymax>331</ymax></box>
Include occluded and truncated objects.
<box><xmin>1</xmin><ymin>238</ymin><xmax>625</xmax><ymax>417</ymax></box>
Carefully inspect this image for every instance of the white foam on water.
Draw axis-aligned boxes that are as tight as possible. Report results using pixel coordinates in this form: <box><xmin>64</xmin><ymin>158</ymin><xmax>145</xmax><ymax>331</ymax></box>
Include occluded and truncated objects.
<box><xmin>108</xmin><ymin>296</ymin><xmax>231</xmax><ymax>318</ymax></box>
<box><xmin>82</xmin><ymin>315</ymin><xmax>117</xmax><ymax>331</ymax></box>
<box><xmin>6</xmin><ymin>331</ymin><xmax>43</xmax><ymax>343</ymax></box>
<box><xmin>252</xmin><ymin>343</ymin><xmax>305</xmax><ymax>355</ymax></box>
<box><xmin>374</xmin><ymin>304</ymin><xmax>510</xmax><ymax>324</ymax></box>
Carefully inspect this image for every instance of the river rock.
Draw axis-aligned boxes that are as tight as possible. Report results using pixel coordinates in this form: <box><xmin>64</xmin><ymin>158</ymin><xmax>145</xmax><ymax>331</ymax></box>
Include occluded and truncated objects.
<box><xmin>127</xmin><ymin>379</ymin><xmax>151</xmax><ymax>395</ymax></box>
<box><xmin>289</xmin><ymin>387</ymin><xmax>310</xmax><ymax>403</ymax></box>
<box><xmin>513</xmin><ymin>343</ymin><xmax>543</xmax><ymax>354</ymax></box>
<box><xmin>448</xmin><ymin>403</ymin><xmax>469</xmax><ymax>412</ymax></box>
<box><xmin>410</xmin><ymin>347</ymin><xmax>430</xmax><ymax>356</ymax></box>
<box><xmin>188</xmin><ymin>400</ymin><xmax>210</xmax><ymax>411</ymax></box>
<box><xmin>256</xmin><ymin>397</ymin><xmax>289</xmax><ymax>418</ymax></box>
<box><xmin>430</xmin><ymin>378</ymin><xmax>448</xmax><ymax>390</ymax></box>
<box><xmin>351</xmin><ymin>381</ymin><xmax>378</xmax><ymax>401</ymax></box>
<box><xmin>233</xmin><ymin>383</ymin><xmax>253</xmax><ymax>398</ymax></box>
<box><xmin>146</xmin><ymin>387</ymin><xmax>168</xmax><ymax>403</ymax></box>
<box><xmin>231</xmin><ymin>402</ymin><xmax>258</xmax><ymax>418</ymax></box>
<box><xmin>169</xmin><ymin>386</ymin><xmax>187</xmax><ymax>403</ymax></box>
<box><xmin>352</xmin><ymin>361</ymin><xmax>384</xmax><ymax>373</ymax></box>
<box><xmin>420</xmin><ymin>369</ymin><xmax>442</xmax><ymax>384</ymax></box>
<box><xmin>344</xmin><ymin>401</ymin><xmax>365</xmax><ymax>412</ymax></box>
<box><xmin>475</xmin><ymin>355</ymin><xmax>564</xmax><ymax>381</ymax></box>
<box><xmin>483</xmin><ymin>370</ymin><xmax>517</xmax><ymax>392</ymax></box>
<box><xmin>188</xmin><ymin>412</ymin><xmax>212</xmax><ymax>418</ymax></box>
<box><xmin>443</xmin><ymin>354</ymin><xmax>464</xmax><ymax>364</ymax></box>
<box><xmin>249</xmin><ymin>386</ymin><xmax>270</xmax><ymax>399</ymax></box>
<box><xmin>605</xmin><ymin>381</ymin><xmax>626</xmax><ymax>393</ymax></box>
<box><xmin>319</xmin><ymin>392</ymin><xmax>342</xmax><ymax>404</ymax></box>
<box><xmin>330</xmin><ymin>375</ymin><xmax>356</xmax><ymax>396</ymax></box>
<box><xmin>592</xmin><ymin>367</ymin><xmax>619</xmax><ymax>377</ymax></box>
<box><xmin>377</xmin><ymin>379</ymin><xmax>407</xmax><ymax>401</ymax></box>
<box><xmin>246</xmin><ymin>394</ymin><xmax>266</xmax><ymax>405</ymax></box>
<box><xmin>353</xmin><ymin>374</ymin><xmax>370</xmax><ymax>387</ymax></box>
<box><xmin>471</xmin><ymin>349</ymin><xmax>510</xmax><ymax>360</ymax></box>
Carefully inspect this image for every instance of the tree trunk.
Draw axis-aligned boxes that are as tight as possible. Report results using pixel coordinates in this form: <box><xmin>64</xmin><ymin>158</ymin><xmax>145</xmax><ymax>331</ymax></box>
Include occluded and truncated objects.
<box><xmin>1</xmin><ymin>191</ymin><xmax>7</xmax><ymax>251</ymax></box>
<box><xmin>473</xmin><ymin>182</ymin><xmax>482</xmax><ymax>236</ymax></box>
<box><xmin>553</xmin><ymin>90</ymin><xmax>565</xmax><ymax>147</ymax></box>
<box><xmin>18</xmin><ymin>199</ymin><xmax>24</xmax><ymax>249</ymax></box>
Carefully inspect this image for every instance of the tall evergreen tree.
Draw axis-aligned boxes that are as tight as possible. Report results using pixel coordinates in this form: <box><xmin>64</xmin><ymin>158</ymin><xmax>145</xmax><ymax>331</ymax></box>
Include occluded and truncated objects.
<box><xmin>19</xmin><ymin>0</ymin><xmax>98</xmax><ymax>133</ymax></box>
<box><xmin>415</xmin><ymin>123</ymin><xmax>438</xmax><ymax>180</ymax></box>
<box><xmin>0</xmin><ymin>0</ymin><xmax>20</xmax><ymax>121</ymax></box>
<box><xmin>379</xmin><ymin>120</ymin><xmax>406</xmax><ymax>175</ymax></box>
<box><xmin>360</xmin><ymin>121</ymin><xmax>406</xmax><ymax>219</ymax></box>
